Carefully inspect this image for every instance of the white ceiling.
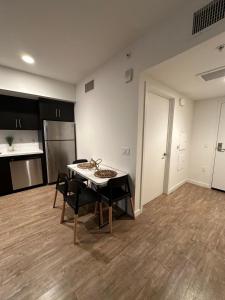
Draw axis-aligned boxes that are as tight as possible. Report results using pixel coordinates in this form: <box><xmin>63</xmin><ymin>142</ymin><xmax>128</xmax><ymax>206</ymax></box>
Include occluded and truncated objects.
<box><xmin>148</xmin><ymin>31</ymin><xmax>225</xmax><ymax>100</ymax></box>
<box><xmin>0</xmin><ymin>0</ymin><xmax>188</xmax><ymax>84</ymax></box>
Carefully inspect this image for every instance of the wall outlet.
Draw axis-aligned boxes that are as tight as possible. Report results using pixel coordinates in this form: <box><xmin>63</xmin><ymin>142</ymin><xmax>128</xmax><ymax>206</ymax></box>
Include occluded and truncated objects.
<box><xmin>122</xmin><ymin>147</ymin><xmax>130</xmax><ymax>156</ymax></box>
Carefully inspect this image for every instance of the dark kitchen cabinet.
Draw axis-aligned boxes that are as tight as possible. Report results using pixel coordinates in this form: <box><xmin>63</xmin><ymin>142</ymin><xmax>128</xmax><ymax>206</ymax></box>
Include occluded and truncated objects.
<box><xmin>39</xmin><ymin>99</ymin><xmax>74</xmax><ymax>122</ymax></box>
<box><xmin>0</xmin><ymin>95</ymin><xmax>39</xmax><ymax>130</ymax></box>
<box><xmin>0</xmin><ymin>158</ymin><xmax>13</xmax><ymax>196</ymax></box>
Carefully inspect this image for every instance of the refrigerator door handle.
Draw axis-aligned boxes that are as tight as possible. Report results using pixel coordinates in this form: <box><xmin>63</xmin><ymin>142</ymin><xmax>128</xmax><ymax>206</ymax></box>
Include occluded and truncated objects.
<box><xmin>43</xmin><ymin>122</ymin><xmax>47</xmax><ymax>138</ymax></box>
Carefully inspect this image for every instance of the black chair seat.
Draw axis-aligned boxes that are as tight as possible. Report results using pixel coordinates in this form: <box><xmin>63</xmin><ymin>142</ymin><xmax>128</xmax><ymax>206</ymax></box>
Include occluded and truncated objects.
<box><xmin>99</xmin><ymin>186</ymin><xmax>129</xmax><ymax>203</ymax></box>
<box><xmin>65</xmin><ymin>188</ymin><xmax>99</xmax><ymax>209</ymax></box>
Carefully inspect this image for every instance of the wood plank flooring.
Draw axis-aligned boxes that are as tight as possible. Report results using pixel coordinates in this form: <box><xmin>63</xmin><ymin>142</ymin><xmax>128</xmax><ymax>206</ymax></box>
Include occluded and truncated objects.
<box><xmin>1</xmin><ymin>183</ymin><xmax>225</xmax><ymax>299</ymax></box>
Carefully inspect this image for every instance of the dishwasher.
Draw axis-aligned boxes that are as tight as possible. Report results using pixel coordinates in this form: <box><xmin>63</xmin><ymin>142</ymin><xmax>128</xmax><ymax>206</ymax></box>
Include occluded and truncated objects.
<box><xmin>10</xmin><ymin>157</ymin><xmax>43</xmax><ymax>191</ymax></box>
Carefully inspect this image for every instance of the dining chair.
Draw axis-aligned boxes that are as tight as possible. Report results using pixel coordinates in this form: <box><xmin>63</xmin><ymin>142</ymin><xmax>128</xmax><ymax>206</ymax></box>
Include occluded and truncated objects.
<box><xmin>53</xmin><ymin>173</ymin><xmax>69</xmax><ymax>208</ymax></box>
<box><xmin>98</xmin><ymin>175</ymin><xmax>135</xmax><ymax>233</ymax></box>
<box><xmin>72</xmin><ymin>159</ymin><xmax>88</xmax><ymax>183</ymax></box>
<box><xmin>61</xmin><ymin>178</ymin><xmax>101</xmax><ymax>244</ymax></box>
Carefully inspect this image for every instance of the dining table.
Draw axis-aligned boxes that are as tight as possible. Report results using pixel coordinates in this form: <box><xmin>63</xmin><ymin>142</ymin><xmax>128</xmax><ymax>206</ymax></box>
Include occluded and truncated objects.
<box><xmin>67</xmin><ymin>163</ymin><xmax>129</xmax><ymax>230</ymax></box>
<box><xmin>67</xmin><ymin>163</ymin><xmax>128</xmax><ymax>187</ymax></box>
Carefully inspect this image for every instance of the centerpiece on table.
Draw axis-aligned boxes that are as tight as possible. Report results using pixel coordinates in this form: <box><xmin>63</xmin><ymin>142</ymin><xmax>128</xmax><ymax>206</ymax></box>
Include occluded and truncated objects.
<box><xmin>77</xmin><ymin>158</ymin><xmax>102</xmax><ymax>170</ymax></box>
<box><xmin>5</xmin><ymin>136</ymin><xmax>14</xmax><ymax>152</ymax></box>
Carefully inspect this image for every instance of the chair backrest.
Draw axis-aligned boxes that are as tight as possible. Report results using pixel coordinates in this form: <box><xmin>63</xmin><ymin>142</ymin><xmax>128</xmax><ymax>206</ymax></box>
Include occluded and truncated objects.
<box><xmin>108</xmin><ymin>175</ymin><xmax>131</xmax><ymax>197</ymax></box>
<box><xmin>68</xmin><ymin>178</ymin><xmax>86</xmax><ymax>196</ymax></box>
<box><xmin>73</xmin><ymin>159</ymin><xmax>88</xmax><ymax>164</ymax></box>
<box><xmin>56</xmin><ymin>173</ymin><xmax>69</xmax><ymax>195</ymax></box>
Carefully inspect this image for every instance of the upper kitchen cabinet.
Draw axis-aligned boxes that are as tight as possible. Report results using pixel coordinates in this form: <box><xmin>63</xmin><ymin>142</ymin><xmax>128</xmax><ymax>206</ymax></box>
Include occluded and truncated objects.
<box><xmin>0</xmin><ymin>95</ymin><xmax>39</xmax><ymax>130</ymax></box>
<box><xmin>39</xmin><ymin>99</ymin><xmax>74</xmax><ymax>122</ymax></box>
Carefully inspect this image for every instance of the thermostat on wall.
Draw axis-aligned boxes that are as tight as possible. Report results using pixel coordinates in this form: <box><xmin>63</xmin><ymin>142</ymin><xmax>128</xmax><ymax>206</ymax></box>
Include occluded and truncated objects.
<box><xmin>179</xmin><ymin>98</ymin><xmax>185</xmax><ymax>107</ymax></box>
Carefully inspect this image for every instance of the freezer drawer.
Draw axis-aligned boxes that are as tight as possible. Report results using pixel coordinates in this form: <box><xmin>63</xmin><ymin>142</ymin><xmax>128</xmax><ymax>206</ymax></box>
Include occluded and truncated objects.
<box><xmin>10</xmin><ymin>158</ymin><xmax>43</xmax><ymax>190</ymax></box>
<box><xmin>45</xmin><ymin>140</ymin><xmax>75</xmax><ymax>183</ymax></box>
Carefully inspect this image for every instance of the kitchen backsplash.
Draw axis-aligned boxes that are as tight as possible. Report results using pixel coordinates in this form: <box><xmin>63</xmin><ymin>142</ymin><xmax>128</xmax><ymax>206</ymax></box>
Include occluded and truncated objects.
<box><xmin>0</xmin><ymin>130</ymin><xmax>42</xmax><ymax>152</ymax></box>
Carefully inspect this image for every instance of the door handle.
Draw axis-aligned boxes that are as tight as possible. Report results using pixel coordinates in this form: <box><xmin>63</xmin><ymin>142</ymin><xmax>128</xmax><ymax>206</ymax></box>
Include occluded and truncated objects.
<box><xmin>217</xmin><ymin>142</ymin><xmax>225</xmax><ymax>152</ymax></box>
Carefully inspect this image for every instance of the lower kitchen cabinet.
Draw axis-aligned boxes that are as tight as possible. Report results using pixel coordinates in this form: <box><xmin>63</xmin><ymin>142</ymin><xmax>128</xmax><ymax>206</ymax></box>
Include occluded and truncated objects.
<box><xmin>0</xmin><ymin>158</ymin><xmax>13</xmax><ymax>196</ymax></box>
<box><xmin>0</xmin><ymin>154</ymin><xmax>44</xmax><ymax>196</ymax></box>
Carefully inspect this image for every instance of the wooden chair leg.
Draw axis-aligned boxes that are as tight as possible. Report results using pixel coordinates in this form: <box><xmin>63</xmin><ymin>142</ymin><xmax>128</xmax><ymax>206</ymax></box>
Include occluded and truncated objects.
<box><xmin>109</xmin><ymin>206</ymin><xmax>113</xmax><ymax>233</ymax></box>
<box><xmin>130</xmin><ymin>197</ymin><xmax>135</xmax><ymax>219</ymax></box>
<box><xmin>53</xmin><ymin>189</ymin><xmax>58</xmax><ymax>208</ymax></box>
<box><xmin>60</xmin><ymin>201</ymin><xmax>66</xmax><ymax>224</ymax></box>
<box><xmin>99</xmin><ymin>202</ymin><xmax>103</xmax><ymax>226</ymax></box>
<box><xmin>74</xmin><ymin>213</ymin><xmax>78</xmax><ymax>245</ymax></box>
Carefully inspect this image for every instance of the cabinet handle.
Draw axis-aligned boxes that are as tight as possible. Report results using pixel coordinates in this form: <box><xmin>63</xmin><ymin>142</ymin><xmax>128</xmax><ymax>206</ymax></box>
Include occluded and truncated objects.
<box><xmin>16</xmin><ymin>119</ymin><xmax>18</xmax><ymax>128</ymax></box>
<box><xmin>56</xmin><ymin>108</ymin><xmax>58</xmax><ymax>118</ymax></box>
<box><xmin>19</xmin><ymin>119</ymin><xmax>22</xmax><ymax>128</ymax></box>
<box><xmin>59</xmin><ymin>109</ymin><xmax>61</xmax><ymax>118</ymax></box>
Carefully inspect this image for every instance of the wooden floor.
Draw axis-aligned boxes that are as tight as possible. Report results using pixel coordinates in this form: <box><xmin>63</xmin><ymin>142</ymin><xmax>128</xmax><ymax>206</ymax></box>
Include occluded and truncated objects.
<box><xmin>1</xmin><ymin>183</ymin><xmax>225</xmax><ymax>300</ymax></box>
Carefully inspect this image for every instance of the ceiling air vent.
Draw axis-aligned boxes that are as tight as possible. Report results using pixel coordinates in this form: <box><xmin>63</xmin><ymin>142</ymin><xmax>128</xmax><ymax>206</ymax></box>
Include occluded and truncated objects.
<box><xmin>198</xmin><ymin>66</ymin><xmax>225</xmax><ymax>81</ymax></box>
<box><xmin>192</xmin><ymin>0</ymin><xmax>225</xmax><ymax>35</ymax></box>
<box><xmin>85</xmin><ymin>80</ymin><xmax>94</xmax><ymax>93</ymax></box>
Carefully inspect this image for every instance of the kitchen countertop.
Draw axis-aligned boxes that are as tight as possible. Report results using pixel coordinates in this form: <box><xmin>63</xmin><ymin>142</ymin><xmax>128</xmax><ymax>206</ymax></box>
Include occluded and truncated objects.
<box><xmin>0</xmin><ymin>150</ymin><xmax>44</xmax><ymax>158</ymax></box>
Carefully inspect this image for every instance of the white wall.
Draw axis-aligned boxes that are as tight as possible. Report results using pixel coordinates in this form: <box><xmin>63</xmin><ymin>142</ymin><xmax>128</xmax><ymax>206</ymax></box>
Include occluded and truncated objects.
<box><xmin>0</xmin><ymin>66</ymin><xmax>75</xmax><ymax>101</ymax></box>
<box><xmin>75</xmin><ymin>0</ymin><xmax>225</xmax><ymax>213</ymax></box>
<box><xmin>75</xmin><ymin>59</ymin><xmax>139</xmax><ymax>182</ymax></box>
<box><xmin>189</xmin><ymin>98</ymin><xmax>222</xmax><ymax>188</ymax></box>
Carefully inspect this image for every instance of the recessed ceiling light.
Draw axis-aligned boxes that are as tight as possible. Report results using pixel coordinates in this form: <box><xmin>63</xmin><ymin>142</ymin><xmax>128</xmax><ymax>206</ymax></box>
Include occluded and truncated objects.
<box><xmin>21</xmin><ymin>54</ymin><xmax>35</xmax><ymax>64</ymax></box>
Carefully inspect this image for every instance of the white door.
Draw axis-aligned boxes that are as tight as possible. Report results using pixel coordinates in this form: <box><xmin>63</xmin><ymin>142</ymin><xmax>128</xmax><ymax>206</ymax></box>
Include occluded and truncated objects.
<box><xmin>141</xmin><ymin>92</ymin><xmax>169</xmax><ymax>205</ymax></box>
<box><xmin>212</xmin><ymin>102</ymin><xmax>225</xmax><ymax>190</ymax></box>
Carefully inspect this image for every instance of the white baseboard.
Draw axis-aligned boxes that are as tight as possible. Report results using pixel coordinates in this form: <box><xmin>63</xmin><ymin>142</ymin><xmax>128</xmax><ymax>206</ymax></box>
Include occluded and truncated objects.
<box><xmin>134</xmin><ymin>208</ymin><xmax>142</xmax><ymax>217</ymax></box>
<box><xmin>168</xmin><ymin>180</ymin><xmax>187</xmax><ymax>194</ymax></box>
<box><xmin>187</xmin><ymin>179</ymin><xmax>211</xmax><ymax>189</ymax></box>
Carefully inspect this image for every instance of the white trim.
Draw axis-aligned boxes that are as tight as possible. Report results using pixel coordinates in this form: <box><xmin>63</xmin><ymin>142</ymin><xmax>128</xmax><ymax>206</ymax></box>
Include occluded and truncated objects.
<box><xmin>134</xmin><ymin>208</ymin><xmax>142</xmax><ymax>217</ymax></box>
<box><xmin>187</xmin><ymin>179</ymin><xmax>211</xmax><ymax>189</ymax></box>
<box><xmin>164</xmin><ymin>98</ymin><xmax>175</xmax><ymax>194</ymax></box>
<box><xmin>134</xmin><ymin>77</ymin><xmax>147</xmax><ymax>214</ymax></box>
<box><xmin>135</xmin><ymin>80</ymin><xmax>175</xmax><ymax>211</ymax></box>
<box><xmin>211</xmin><ymin>100</ymin><xmax>225</xmax><ymax>188</ymax></box>
<box><xmin>168</xmin><ymin>180</ymin><xmax>187</xmax><ymax>194</ymax></box>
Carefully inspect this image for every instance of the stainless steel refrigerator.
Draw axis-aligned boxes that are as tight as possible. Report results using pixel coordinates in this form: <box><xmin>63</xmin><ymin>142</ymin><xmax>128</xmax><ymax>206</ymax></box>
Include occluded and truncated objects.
<box><xmin>44</xmin><ymin>120</ymin><xmax>76</xmax><ymax>183</ymax></box>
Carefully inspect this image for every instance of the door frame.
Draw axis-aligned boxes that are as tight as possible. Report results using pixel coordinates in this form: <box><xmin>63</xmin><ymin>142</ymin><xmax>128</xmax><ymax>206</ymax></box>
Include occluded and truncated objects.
<box><xmin>134</xmin><ymin>79</ymin><xmax>175</xmax><ymax>214</ymax></box>
<box><xmin>211</xmin><ymin>100</ymin><xmax>225</xmax><ymax>189</ymax></box>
